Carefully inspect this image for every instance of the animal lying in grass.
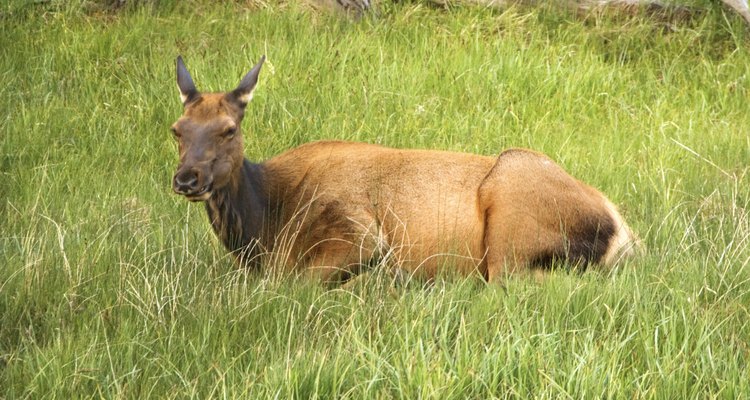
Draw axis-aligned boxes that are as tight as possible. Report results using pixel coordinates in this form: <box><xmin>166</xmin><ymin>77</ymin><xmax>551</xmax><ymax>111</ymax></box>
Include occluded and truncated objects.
<box><xmin>170</xmin><ymin>55</ymin><xmax>639</xmax><ymax>284</ymax></box>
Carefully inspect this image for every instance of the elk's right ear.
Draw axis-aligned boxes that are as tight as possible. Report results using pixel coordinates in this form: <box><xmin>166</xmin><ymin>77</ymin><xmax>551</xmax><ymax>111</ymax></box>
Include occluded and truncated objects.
<box><xmin>230</xmin><ymin>55</ymin><xmax>266</xmax><ymax>107</ymax></box>
<box><xmin>176</xmin><ymin>56</ymin><xmax>199</xmax><ymax>105</ymax></box>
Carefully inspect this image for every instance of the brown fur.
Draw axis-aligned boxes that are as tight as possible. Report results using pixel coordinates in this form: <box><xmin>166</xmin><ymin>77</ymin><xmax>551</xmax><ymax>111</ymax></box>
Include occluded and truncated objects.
<box><xmin>172</xmin><ymin>56</ymin><xmax>639</xmax><ymax>284</ymax></box>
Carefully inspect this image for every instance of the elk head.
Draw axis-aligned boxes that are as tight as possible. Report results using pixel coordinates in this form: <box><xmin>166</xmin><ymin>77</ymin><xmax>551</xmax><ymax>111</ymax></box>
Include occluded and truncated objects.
<box><xmin>171</xmin><ymin>55</ymin><xmax>265</xmax><ymax>201</ymax></box>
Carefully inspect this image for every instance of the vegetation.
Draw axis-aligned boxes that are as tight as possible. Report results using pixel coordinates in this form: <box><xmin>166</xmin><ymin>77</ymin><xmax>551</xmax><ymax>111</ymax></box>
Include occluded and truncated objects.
<box><xmin>2</xmin><ymin>1</ymin><xmax>749</xmax><ymax>397</ymax></box>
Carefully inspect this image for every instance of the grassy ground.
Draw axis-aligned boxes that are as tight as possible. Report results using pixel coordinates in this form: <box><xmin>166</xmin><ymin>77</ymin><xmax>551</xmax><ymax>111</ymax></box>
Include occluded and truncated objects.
<box><xmin>2</xmin><ymin>1</ymin><xmax>750</xmax><ymax>398</ymax></box>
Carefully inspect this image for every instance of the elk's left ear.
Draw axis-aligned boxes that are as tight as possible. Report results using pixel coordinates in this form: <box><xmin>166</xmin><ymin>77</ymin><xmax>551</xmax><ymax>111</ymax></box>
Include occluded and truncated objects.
<box><xmin>176</xmin><ymin>56</ymin><xmax>199</xmax><ymax>105</ymax></box>
<box><xmin>230</xmin><ymin>55</ymin><xmax>266</xmax><ymax>107</ymax></box>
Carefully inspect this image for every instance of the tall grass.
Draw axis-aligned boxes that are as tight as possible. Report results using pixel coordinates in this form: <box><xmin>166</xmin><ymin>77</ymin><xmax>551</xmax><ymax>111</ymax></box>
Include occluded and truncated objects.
<box><xmin>2</xmin><ymin>1</ymin><xmax>750</xmax><ymax>398</ymax></box>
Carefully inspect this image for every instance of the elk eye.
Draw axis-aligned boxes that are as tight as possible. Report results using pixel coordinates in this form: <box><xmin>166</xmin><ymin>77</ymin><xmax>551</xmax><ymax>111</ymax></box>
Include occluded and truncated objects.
<box><xmin>223</xmin><ymin>127</ymin><xmax>237</xmax><ymax>138</ymax></box>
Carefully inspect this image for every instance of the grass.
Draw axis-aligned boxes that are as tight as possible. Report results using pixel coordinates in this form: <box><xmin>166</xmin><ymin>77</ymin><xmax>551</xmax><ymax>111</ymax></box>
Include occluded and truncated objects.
<box><xmin>2</xmin><ymin>0</ymin><xmax>750</xmax><ymax>398</ymax></box>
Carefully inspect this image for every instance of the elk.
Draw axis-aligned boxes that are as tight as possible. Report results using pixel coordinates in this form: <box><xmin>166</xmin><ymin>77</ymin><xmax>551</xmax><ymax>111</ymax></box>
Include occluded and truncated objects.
<box><xmin>171</xmin><ymin>55</ymin><xmax>639</xmax><ymax>284</ymax></box>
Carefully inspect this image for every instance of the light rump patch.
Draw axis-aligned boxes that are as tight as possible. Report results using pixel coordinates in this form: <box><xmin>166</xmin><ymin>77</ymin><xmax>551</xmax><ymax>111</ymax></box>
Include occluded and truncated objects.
<box><xmin>601</xmin><ymin>198</ymin><xmax>642</xmax><ymax>265</ymax></box>
<box><xmin>170</xmin><ymin>56</ymin><xmax>640</xmax><ymax>285</ymax></box>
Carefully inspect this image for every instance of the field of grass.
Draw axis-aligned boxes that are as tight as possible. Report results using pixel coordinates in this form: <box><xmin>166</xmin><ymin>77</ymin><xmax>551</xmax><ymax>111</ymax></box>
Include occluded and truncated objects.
<box><xmin>2</xmin><ymin>0</ymin><xmax>750</xmax><ymax>397</ymax></box>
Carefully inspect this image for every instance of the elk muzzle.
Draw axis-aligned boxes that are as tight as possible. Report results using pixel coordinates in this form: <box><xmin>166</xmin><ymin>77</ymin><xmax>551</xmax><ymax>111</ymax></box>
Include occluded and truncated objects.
<box><xmin>173</xmin><ymin>166</ymin><xmax>213</xmax><ymax>201</ymax></box>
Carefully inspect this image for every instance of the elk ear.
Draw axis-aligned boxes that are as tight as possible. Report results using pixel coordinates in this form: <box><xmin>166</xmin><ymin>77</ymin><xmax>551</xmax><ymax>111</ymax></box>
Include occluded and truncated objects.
<box><xmin>176</xmin><ymin>56</ymin><xmax>199</xmax><ymax>105</ymax></box>
<box><xmin>230</xmin><ymin>55</ymin><xmax>266</xmax><ymax>107</ymax></box>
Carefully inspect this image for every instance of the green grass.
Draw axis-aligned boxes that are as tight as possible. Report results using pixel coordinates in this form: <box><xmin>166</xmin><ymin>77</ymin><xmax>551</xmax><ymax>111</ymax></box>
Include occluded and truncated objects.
<box><xmin>2</xmin><ymin>1</ymin><xmax>750</xmax><ymax>398</ymax></box>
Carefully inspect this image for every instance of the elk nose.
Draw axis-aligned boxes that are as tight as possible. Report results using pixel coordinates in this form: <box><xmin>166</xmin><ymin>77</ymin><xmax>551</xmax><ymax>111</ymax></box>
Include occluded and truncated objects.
<box><xmin>173</xmin><ymin>169</ymin><xmax>200</xmax><ymax>195</ymax></box>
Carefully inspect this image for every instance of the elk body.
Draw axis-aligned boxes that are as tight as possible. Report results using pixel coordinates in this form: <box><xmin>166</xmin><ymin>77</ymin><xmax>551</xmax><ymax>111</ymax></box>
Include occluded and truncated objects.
<box><xmin>171</xmin><ymin>56</ymin><xmax>639</xmax><ymax>283</ymax></box>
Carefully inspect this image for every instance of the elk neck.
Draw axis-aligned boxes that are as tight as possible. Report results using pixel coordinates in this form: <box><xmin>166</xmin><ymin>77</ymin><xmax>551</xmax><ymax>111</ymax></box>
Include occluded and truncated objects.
<box><xmin>205</xmin><ymin>158</ymin><xmax>269</xmax><ymax>266</ymax></box>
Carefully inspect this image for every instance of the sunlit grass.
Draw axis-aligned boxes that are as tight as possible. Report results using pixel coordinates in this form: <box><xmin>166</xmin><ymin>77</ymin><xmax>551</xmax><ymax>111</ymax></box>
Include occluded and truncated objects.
<box><xmin>2</xmin><ymin>1</ymin><xmax>750</xmax><ymax>398</ymax></box>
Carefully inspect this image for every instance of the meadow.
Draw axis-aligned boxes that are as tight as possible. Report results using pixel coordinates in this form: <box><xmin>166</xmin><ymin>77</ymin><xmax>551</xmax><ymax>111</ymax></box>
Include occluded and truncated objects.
<box><xmin>2</xmin><ymin>0</ymin><xmax>750</xmax><ymax>397</ymax></box>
